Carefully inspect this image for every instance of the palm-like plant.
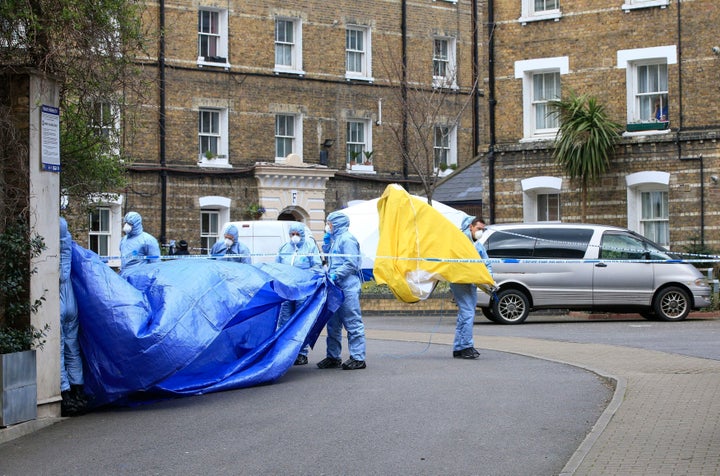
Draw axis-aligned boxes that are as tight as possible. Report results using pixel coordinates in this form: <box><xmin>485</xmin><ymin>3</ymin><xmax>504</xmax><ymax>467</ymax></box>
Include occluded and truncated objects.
<box><xmin>549</xmin><ymin>91</ymin><xmax>622</xmax><ymax>221</ymax></box>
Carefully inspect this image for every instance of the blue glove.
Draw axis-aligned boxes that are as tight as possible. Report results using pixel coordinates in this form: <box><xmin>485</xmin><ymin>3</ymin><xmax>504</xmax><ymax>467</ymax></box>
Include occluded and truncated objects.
<box><xmin>329</xmin><ymin>273</ymin><xmax>337</xmax><ymax>283</ymax></box>
<box><xmin>323</xmin><ymin>232</ymin><xmax>332</xmax><ymax>246</ymax></box>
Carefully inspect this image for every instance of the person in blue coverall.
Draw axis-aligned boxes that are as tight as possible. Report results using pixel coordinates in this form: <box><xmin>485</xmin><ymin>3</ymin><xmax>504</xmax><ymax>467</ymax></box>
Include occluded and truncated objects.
<box><xmin>317</xmin><ymin>211</ymin><xmax>367</xmax><ymax>370</ymax></box>
<box><xmin>59</xmin><ymin>218</ymin><xmax>87</xmax><ymax>416</ymax></box>
<box><xmin>276</xmin><ymin>222</ymin><xmax>323</xmax><ymax>365</ymax></box>
<box><xmin>210</xmin><ymin>224</ymin><xmax>251</xmax><ymax>264</ymax></box>
<box><xmin>120</xmin><ymin>211</ymin><xmax>161</xmax><ymax>274</ymax></box>
<box><xmin>449</xmin><ymin>216</ymin><xmax>492</xmax><ymax>359</ymax></box>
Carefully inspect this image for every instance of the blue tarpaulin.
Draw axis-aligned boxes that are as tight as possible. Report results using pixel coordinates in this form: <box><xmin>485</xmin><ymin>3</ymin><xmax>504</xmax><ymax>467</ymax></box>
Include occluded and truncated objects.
<box><xmin>70</xmin><ymin>243</ymin><xmax>341</xmax><ymax>407</ymax></box>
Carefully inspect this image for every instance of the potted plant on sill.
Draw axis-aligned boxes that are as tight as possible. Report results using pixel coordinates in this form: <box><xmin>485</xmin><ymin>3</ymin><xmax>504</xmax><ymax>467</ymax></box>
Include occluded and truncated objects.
<box><xmin>626</xmin><ymin>121</ymin><xmax>669</xmax><ymax>132</ymax></box>
<box><xmin>244</xmin><ymin>203</ymin><xmax>266</xmax><ymax>220</ymax></box>
<box><xmin>1</xmin><ymin>220</ymin><xmax>48</xmax><ymax>428</ymax></box>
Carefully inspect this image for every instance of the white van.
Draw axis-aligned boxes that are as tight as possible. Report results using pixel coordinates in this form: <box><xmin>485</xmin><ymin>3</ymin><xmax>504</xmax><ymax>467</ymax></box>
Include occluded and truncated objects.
<box><xmin>221</xmin><ymin>221</ymin><xmax>318</xmax><ymax>264</ymax></box>
<box><xmin>477</xmin><ymin>223</ymin><xmax>712</xmax><ymax>324</ymax></box>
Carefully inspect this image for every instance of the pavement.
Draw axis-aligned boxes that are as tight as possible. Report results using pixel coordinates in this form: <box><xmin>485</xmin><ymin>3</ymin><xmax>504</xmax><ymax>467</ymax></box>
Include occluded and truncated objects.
<box><xmin>3</xmin><ymin>319</ymin><xmax>720</xmax><ymax>475</ymax></box>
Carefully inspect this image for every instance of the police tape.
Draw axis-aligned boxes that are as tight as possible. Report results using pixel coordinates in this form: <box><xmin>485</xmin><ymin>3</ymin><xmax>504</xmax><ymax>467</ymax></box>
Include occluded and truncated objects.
<box><xmin>99</xmin><ymin>252</ymin><xmax>720</xmax><ymax>265</ymax></box>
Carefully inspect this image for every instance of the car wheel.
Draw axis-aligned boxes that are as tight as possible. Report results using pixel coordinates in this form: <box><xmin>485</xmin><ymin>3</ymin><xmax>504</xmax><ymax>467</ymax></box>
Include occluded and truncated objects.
<box><xmin>491</xmin><ymin>289</ymin><xmax>530</xmax><ymax>324</ymax></box>
<box><xmin>652</xmin><ymin>286</ymin><xmax>691</xmax><ymax>321</ymax></box>
<box><xmin>481</xmin><ymin>307</ymin><xmax>498</xmax><ymax>322</ymax></box>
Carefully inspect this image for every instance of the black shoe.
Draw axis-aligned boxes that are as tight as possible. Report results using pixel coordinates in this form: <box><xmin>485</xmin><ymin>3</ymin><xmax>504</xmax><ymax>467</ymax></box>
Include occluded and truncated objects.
<box><xmin>61</xmin><ymin>391</ymin><xmax>85</xmax><ymax>417</ymax></box>
<box><xmin>294</xmin><ymin>355</ymin><xmax>308</xmax><ymax>366</ymax></box>
<box><xmin>453</xmin><ymin>347</ymin><xmax>480</xmax><ymax>359</ymax></box>
<box><xmin>70</xmin><ymin>384</ymin><xmax>88</xmax><ymax>406</ymax></box>
<box><xmin>341</xmin><ymin>358</ymin><xmax>366</xmax><ymax>370</ymax></box>
<box><xmin>316</xmin><ymin>357</ymin><xmax>342</xmax><ymax>369</ymax></box>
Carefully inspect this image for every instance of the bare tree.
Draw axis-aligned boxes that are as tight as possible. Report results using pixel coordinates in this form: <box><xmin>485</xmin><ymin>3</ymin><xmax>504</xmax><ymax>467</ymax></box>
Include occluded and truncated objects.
<box><xmin>376</xmin><ymin>40</ymin><xmax>479</xmax><ymax>203</ymax></box>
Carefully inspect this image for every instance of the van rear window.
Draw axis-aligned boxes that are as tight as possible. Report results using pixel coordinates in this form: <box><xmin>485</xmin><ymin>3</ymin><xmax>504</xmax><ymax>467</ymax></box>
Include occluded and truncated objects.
<box><xmin>485</xmin><ymin>227</ymin><xmax>592</xmax><ymax>259</ymax></box>
<box><xmin>485</xmin><ymin>229</ymin><xmax>537</xmax><ymax>258</ymax></box>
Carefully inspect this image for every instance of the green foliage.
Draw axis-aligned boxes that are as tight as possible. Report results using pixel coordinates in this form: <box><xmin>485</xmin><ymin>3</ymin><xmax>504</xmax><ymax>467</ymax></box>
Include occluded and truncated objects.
<box><xmin>549</xmin><ymin>91</ymin><xmax>622</xmax><ymax>220</ymax></box>
<box><xmin>0</xmin><ymin>324</ymin><xmax>50</xmax><ymax>354</ymax></box>
<box><xmin>682</xmin><ymin>235</ymin><xmax>718</xmax><ymax>270</ymax></box>
<box><xmin>0</xmin><ymin>0</ymin><xmax>151</xmax><ymax>210</ymax></box>
<box><xmin>0</xmin><ymin>220</ymin><xmax>48</xmax><ymax>354</ymax></box>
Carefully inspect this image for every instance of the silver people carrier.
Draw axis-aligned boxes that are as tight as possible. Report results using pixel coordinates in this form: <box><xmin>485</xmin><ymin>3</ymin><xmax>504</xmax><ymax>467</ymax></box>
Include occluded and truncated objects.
<box><xmin>477</xmin><ymin>223</ymin><xmax>712</xmax><ymax>324</ymax></box>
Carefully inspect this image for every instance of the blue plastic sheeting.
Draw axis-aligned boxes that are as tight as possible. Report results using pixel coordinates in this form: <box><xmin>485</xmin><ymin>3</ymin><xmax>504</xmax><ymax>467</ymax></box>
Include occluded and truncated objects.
<box><xmin>70</xmin><ymin>243</ymin><xmax>342</xmax><ymax>407</ymax></box>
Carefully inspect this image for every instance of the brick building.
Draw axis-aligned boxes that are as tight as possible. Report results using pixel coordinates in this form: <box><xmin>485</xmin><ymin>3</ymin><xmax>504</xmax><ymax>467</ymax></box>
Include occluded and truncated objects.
<box><xmin>477</xmin><ymin>0</ymin><xmax>720</xmax><ymax>253</ymax></box>
<box><xmin>79</xmin><ymin>0</ymin><xmax>481</xmax><ymax>259</ymax></box>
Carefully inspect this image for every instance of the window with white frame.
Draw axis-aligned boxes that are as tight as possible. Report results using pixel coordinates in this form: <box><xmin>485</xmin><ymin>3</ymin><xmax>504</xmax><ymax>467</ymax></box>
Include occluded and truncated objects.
<box><xmin>521</xmin><ymin>176</ymin><xmax>562</xmax><ymax>222</ymax></box>
<box><xmin>433</xmin><ymin>125</ymin><xmax>457</xmax><ymax>170</ymax></box>
<box><xmin>346</xmin><ymin>120</ymin><xmax>372</xmax><ymax>167</ymax></box>
<box><xmin>520</xmin><ymin>0</ymin><xmax>561</xmax><ymax>23</ymax></box>
<box><xmin>275</xmin><ymin>18</ymin><xmax>303</xmax><ymax>74</ymax></box>
<box><xmin>618</xmin><ymin>46</ymin><xmax>676</xmax><ymax>130</ymax></box>
<box><xmin>198</xmin><ymin>8</ymin><xmax>228</xmax><ymax>65</ymax></box>
<box><xmin>516</xmin><ymin>57</ymin><xmax>568</xmax><ymax>141</ymax></box>
<box><xmin>640</xmin><ymin>190</ymin><xmax>669</xmax><ymax>246</ymax></box>
<box><xmin>275</xmin><ymin>114</ymin><xmax>301</xmax><ymax>161</ymax></box>
<box><xmin>537</xmin><ymin>193</ymin><xmax>560</xmax><ymax>221</ymax></box>
<box><xmin>198</xmin><ymin>108</ymin><xmax>229</xmax><ymax>166</ymax></box>
<box><xmin>346</xmin><ymin>26</ymin><xmax>372</xmax><ymax>81</ymax></box>
<box><xmin>622</xmin><ymin>0</ymin><xmax>670</xmax><ymax>12</ymax></box>
<box><xmin>625</xmin><ymin>171</ymin><xmax>670</xmax><ymax>247</ymax></box>
<box><xmin>633</xmin><ymin>62</ymin><xmax>668</xmax><ymax>123</ymax></box>
<box><xmin>93</xmin><ymin>102</ymin><xmax>115</xmax><ymax>139</ymax></box>
<box><xmin>86</xmin><ymin>194</ymin><xmax>124</xmax><ymax>267</ymax></box>
<box><xmin>88</xmin><ymin>207</ymin><xmax>111</xmax><ymax>257</ymax></box>
<box><xmin>433</xmin><ymin>37</ymin><xmax>457</xmax><ymax>89</ymax></box>
<box><xmin>201</xmin><ymin>209</ymin><xmax>220</xmax><ymax>254</ymax></box>
<box><xmin>533</xmin><ymin>72</ymin><xmax>560</xmax><ymax>132</ymax></box>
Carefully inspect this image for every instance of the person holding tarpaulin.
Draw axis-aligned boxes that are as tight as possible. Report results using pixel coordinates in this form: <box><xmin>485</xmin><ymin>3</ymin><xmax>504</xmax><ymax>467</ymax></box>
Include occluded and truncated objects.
<box><xmin>317</xmin><ymin>211</ymin><xmax>367</xmax><ymax>370</ymax></box>
<box><xmin>276</xmin><ymin>222</ymin><xmax>323</xmax><ymax>365</ymax></box>
<box><xmin>449</xmin><ymin>216</ymin><xmax>492</xmax><ymax>360</ymax></box>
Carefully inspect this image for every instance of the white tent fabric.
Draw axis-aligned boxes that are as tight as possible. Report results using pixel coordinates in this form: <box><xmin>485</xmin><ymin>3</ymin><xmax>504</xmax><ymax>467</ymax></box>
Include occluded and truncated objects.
<box><xmin>340</xmin><ymin>195</ymin><xmax>471</xmax><ymax>276</ymax></box>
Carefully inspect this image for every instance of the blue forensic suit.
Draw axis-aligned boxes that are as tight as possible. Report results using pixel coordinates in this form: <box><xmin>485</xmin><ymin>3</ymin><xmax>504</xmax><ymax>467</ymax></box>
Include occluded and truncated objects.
<box><xmin>448</xmin><ymin>216</ymin><xmax>490</xmax><ymax>352</ymax></box>
<box><xmin>324</xmin><ymin>211</ymin><xmax>366</xmax><ymax>361</ymax></box>
<box><xmin>60</xmin><ymin>218</ymin><xmax>83</xmax><ymax>391</ymax></box>
<box><xmin>120</xmin><ymin>211</ymin><xmax>161</xmax><ymax>274</ymax></box>
<box><xmin>276</xmin><ymin>223</ymin><xmax>323</xmax><ymax>356</ymax></box>
<box><xmin>210</xmin><ymin>224</ymin><xmax>251</xmax><ymax>264</ymax></box>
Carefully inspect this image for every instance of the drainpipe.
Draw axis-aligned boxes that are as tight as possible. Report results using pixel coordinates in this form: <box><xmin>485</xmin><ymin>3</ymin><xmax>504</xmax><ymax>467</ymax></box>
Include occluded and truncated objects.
<box><xmin>487</xmin><ymin>0</ymin><xmax>497</xmax><ymax>223</ymax></box>
<box><xmin>471</xmin><ymin>0</ymin><xmax>480</xmax><ymax>156</ymax></box>
<box><xmin>401</xmin><ymin>0</ymin><xmax>409</xmax><ymax>183</ymax></box>
<box><xmin>159</xmin><ymin>0</ymin><xmax>168</xmax><ymax>245</ymax></box>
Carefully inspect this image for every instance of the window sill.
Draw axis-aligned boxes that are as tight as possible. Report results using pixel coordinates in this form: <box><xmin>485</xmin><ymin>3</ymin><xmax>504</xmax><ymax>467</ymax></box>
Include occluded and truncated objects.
<box><xmin>198</xmin><ymin>159</ymin><xmax>231</xmax><ymax>168</ymax></box>
<box><xmin>345</xmin><ymin>74</ymin><xmax>374</xmax><ymax>83</ymax></box>
<box><xmin>197</xmin><ymin>58</ymin><xmax>231</xmax><ymax>70</ymax></box>
<box><xmin>519</xmin><ymin>11</ymin><xmax>562</xmax><ymax>25</ymax></box>
<box><xmin>274</xmin><ymin>68</ymin><xmax>306</xmax><ymax>76</ymax></box>
<box><xmin>622</xmin><ymin>0</ymin><xmax>669</xmax><ymax>12</ymax></box>
<box><xmin>349</xmin><ymin>164</ymin><xmax>376</xmax><ymax>174</ymax></box>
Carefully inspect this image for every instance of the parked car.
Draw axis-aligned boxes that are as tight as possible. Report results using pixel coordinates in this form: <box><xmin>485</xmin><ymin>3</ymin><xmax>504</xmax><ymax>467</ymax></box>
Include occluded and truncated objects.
<box><xmin>477</xmin><ymin>223</ymin><xmax>712</xmax><ymax>324</ymax></box>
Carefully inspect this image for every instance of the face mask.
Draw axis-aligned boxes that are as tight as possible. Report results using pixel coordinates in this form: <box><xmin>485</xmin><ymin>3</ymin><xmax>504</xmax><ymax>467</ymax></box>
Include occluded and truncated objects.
<box><xmin>324</xmin><ymin>224</ymin><xmax>331</xmax><ymax>233</ymax></box>
<box><xmin>224</xmin><ymin>238</ymin><xmax>233</xmax><ymax>248</ymax></box>
<box><xmin>290</xmin><ymin>235</ymin><xmax>301</xmax><ymax>244</ymax></box>
<box><xmin>123</xmin><ymin>224</ymin><xmax>132</xmax><ymax>234</ymax></box>
<box><xmin>473</xmin><ymin>229</ymin><xmax>483</xmax><ymax>241</ymax></box>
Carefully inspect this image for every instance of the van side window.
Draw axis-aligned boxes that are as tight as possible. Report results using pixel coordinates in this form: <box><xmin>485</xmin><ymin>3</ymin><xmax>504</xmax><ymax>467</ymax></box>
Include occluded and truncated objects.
<box><xmin>485</xmin><ymin>228</ymin><xmax>537</xmax><ymax>258</ymax></box>
<box><xmin>600</xmin><ymin>232</ymin><xmax>647</xmax><ymax>260</ymax></box>
<box><xmin>534</xmin><ymin>229</ymin><xmax>592</xmax><ymax>259</ymax></box>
